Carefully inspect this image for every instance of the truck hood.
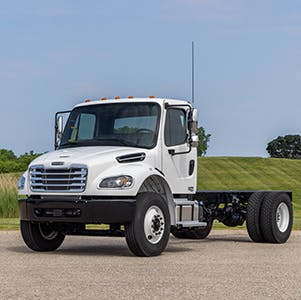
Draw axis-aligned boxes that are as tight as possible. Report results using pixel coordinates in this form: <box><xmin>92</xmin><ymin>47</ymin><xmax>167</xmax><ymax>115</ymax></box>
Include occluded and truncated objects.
<box><xmin>30</xmin><ymin>146</ymin><xmax>147</xmax><ymax>168</ymax></box>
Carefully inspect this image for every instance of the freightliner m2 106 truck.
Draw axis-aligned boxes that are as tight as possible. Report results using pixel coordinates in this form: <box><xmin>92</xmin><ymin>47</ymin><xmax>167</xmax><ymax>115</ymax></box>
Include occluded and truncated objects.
<box><xmin>18</xmin><ymin>97</ymin><xmax>293</xmax><ymax>256</ymax></box>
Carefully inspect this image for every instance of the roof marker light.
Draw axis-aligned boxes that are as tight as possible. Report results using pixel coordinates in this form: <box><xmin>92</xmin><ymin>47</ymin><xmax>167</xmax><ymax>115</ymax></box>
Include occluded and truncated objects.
<box><xmin>128</xmin><ymin>96</ymin><xmax>134</xmax><ymax>99</ymax></box>
<box><xmin>149</xmin><ymin>96</ymin><xmax>155</xmax><ymax>98</ymax></box>
<box><xmin>101</xmin><ymin>97</ymin><xmax>107</xmax><ymax>100</ymax></box>
<box><xmin>85</xmin><ymin>99</ymin><xmax>91</xmax><ymax>103</ymax></box>
<box><xmin>115</xmin><ymin>96</ymin><xmax>121</xmax><ymax>99</ymax></box>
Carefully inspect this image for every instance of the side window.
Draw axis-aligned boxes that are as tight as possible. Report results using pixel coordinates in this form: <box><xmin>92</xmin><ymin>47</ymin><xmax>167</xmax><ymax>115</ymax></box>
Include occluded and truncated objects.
<box><xmin>70</xmin><ymin>113</ymin><xmax>96</xmax><ymax>141</ymax></box>
<box><xmin>164</xmin><ymin>109</ymin><xmax>187</xmax><ymax>146</ymax></box>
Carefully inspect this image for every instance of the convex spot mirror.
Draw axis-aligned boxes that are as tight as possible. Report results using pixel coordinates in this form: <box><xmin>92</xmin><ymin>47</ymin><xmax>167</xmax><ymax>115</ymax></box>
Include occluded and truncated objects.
<box><xmin>191</xmin><ymin>134</ymin><xmax>199</xmax><ymax>148</ymax></box>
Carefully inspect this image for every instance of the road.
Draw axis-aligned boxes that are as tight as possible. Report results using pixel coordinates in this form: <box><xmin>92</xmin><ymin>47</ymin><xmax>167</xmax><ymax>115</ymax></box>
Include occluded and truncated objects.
<box><xmin>0</xmin><ymin>230</ymin><xmax>300</xmax><ymax>300</ymax></box>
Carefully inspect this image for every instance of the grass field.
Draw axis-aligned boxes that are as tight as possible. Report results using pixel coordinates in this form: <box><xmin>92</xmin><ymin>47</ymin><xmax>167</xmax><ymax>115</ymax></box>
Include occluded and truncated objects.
<box><xmin>0</xmin><ymin>157</ymin><xmax>300</xmax><ymax>230</ymax></box>
<box><xmin>0</xmin><ymin>173</ymin><xmax>20</xmax><ymax>219</ymax></box>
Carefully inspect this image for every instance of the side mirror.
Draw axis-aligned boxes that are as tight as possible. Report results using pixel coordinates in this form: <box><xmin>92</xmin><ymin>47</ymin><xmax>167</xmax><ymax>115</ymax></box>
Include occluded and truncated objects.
<box><xmin>189</xmin><ymin>109</ymin><xmax>198</xmax><ymax>134</ymax></box>
<box><xmin>188</xmin><ymin>109</ymin><xmax>198</xmax><ymax>148</ymax></box>
<box><xmin>54</xmin><ymin>110</ymin><xmax>71</xmax><ymax>149</ymax></box>
<box><xmin>55</xmin><ymin>115</ymin><xmax>64</xmax><ymax>149</ymax></box>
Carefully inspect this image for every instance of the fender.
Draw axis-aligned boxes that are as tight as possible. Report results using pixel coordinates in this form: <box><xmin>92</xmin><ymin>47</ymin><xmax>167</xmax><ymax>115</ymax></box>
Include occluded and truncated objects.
<box><xmin>90</xmin><ymin>163</ymin><xmax>176</xmax><ymax>225</ymax></box>
<box><xmin>90</xmin><ymin>163</ymin><xmax>168</xmax><ymax>196</ymax></box>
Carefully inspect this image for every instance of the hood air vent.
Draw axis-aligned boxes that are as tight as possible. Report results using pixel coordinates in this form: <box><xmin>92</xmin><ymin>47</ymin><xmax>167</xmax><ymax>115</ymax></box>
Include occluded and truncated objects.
<box><xmin>116</xmin><ymin>152</ymin><xmax>146</xmax><ymax>163</ymax></box>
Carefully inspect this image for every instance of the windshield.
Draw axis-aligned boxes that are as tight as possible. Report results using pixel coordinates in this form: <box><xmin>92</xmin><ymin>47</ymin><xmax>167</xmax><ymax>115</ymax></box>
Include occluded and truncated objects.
<box><xmin>59</xmin><ymin>102</ymin><xmax>161</xmax><ymax>149</ymax></box>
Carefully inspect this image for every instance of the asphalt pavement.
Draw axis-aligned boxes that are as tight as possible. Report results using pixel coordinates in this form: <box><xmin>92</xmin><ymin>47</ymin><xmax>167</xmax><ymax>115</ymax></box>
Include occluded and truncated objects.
<box><xmin>0</xmin><ymin>230</ymin><xmax>300</xmax><ymax>300</ymax></box>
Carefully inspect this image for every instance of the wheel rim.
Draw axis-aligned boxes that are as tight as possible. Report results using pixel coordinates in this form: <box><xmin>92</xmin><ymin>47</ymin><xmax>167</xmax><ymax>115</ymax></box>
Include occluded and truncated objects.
<box><xmin>144</xmin><ymin>205</ymin><xmax>165</xmax><ymax>244</ymax></box>
<box><xmin>276</xmin><ymin>202</ymin><xmax>289</xmax><ymax>233</ymax></box>
<box><xmin>38</xmin><ymin>223</ymin><xmax>58</xmax><ymax>240</ymax></box>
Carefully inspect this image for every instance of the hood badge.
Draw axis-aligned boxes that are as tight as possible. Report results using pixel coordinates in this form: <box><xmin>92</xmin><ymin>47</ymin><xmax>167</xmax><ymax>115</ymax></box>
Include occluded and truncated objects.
<box><xmin>51</xmin><ymin>161</ymin><xmax>65</xmax><ymax>166</ymax></box>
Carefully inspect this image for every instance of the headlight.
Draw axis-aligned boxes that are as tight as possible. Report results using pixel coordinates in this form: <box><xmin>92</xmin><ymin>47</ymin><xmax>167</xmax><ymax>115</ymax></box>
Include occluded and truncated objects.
<box><xmin>99</xmin><ymin>175</ymin><xmax>133</xmax><ymax>189</ymax></box>
<box><xmin>17</xmin><ymin>176</ymin><xmax>26</xmax><ymax>190</ymax></box>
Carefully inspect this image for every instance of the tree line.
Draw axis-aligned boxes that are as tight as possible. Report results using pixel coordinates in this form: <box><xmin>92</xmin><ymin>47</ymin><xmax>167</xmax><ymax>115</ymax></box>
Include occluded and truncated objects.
<box><xmin>0</xmin><ymin>149</ymin><xmax>41</xmax><ymax>173</ymax></box>
<box><xmin>266</xmin><ymin>135</ymin><xmax>301</xmax><ymax>159</ymax></box>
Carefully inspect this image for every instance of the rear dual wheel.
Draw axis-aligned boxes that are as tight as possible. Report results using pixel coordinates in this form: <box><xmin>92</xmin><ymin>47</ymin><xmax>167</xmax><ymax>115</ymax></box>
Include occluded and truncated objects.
<box><xmin>246</xmin><ymin>192</ymin><xmax>293</xmax><ymax>243</ymax></box>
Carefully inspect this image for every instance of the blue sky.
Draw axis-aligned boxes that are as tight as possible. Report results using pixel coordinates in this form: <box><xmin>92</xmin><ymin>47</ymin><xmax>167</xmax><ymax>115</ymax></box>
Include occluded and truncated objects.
<box><xmin>0</xmin><ymin>0</ymin><xmax>300</xmax><ymax>156</ymax></box>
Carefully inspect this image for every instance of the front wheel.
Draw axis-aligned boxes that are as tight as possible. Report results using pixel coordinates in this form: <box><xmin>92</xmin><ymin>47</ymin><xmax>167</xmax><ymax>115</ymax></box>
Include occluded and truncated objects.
<box><xmin>125</xmin><ymin>192</ymin><xmax>170</xmax><ymax>256</ymax></box>
<box><xmin>20</xmin><ymin>221</ymin><xmax>65</xmax><ymax>251</ymax></box>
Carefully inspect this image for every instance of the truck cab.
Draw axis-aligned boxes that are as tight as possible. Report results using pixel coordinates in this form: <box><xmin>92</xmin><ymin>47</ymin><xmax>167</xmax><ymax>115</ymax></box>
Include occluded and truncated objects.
<box><xmin>18</xmin><ymin>97</ymin><xmax>293</xmax><ymax>256</ymax></box>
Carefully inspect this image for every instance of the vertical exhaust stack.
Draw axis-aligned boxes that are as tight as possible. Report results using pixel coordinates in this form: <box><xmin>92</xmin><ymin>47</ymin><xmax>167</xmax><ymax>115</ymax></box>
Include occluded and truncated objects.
<box><xmin>192</xmin><ymin>41</ymin><xmax>195</xmax><ymax>105</ymax></box>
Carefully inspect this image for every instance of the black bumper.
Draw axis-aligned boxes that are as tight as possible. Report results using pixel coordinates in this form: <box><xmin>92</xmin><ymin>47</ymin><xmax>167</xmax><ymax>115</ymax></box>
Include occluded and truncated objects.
<box><xmin>19</xmin><ymin>197</ymin><xmax>136</xmax><ymax>224</ymax></box>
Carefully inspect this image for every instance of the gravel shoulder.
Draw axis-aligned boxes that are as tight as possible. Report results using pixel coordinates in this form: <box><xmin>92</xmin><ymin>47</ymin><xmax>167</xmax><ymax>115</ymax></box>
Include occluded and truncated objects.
<box><xmin>0</xmin><ymin>230</ymin><xmax>300</xmax><ymax>300</ymax></box>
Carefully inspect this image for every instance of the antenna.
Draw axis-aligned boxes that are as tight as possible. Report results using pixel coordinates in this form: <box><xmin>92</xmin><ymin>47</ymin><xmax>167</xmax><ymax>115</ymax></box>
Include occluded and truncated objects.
<box><xmin>191</xmin><ymin>41</ymin><xmax>195</xmax><ymax>104</ymax></box>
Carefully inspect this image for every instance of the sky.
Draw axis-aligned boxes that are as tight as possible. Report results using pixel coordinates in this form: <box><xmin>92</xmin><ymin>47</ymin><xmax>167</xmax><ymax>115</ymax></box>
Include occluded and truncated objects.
<box><xmin>0</xmin><ymin>0</ymin><xmax>300</xmax><ymax>157</ymax></box>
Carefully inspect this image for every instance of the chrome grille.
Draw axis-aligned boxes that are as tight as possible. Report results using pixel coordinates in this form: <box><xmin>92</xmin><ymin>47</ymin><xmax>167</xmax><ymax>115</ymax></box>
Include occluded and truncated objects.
<box><xmin>30</xmin><ymin>164</ymin><xmax>87</xmax><ymax>192</ymax></box>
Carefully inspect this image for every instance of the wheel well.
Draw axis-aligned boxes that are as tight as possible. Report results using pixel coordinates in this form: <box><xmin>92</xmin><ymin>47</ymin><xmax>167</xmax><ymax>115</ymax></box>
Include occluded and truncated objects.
<box><xmin>138</xmin><ymin>175</ymin><xmax>175</xmax><ymax>225</ymax></box>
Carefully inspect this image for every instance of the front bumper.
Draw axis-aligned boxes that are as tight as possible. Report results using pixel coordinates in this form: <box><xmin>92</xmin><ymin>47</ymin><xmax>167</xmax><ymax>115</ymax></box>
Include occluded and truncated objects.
<box><xmin>19</xmin><ymin>197</ymin><xmax>136</xmax><ymax>224</ymax></box>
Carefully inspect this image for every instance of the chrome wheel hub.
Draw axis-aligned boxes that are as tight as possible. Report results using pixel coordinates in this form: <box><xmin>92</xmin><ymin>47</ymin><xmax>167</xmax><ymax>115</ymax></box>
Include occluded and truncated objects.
<box><xmin>144</xmin><ymin>206</ymin><xmax>165</xmax><ymax>244</ymax></box>
<box><xmin>276</xmin><ymin>202</ymin><xmax>289</xmax><ymax>233</ymax></box>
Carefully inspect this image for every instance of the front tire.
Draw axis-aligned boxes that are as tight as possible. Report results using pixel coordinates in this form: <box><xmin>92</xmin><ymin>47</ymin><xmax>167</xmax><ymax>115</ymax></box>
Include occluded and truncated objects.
<box><xmin>20</xmin><ymin>221</ymin><xmax>65</xmax><ymax>251</ymax></box>
<box><xmin>125</xmin><ymin>192</ymin><xmax>170</xmax><ymax>256</ymax></box>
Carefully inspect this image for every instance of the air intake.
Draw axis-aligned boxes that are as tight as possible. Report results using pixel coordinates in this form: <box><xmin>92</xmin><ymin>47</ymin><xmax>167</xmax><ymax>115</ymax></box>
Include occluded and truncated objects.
<box><xmin>116</xmin><ymin>153</ymin><xmax>146</xmax><ymax>163</ymax></box>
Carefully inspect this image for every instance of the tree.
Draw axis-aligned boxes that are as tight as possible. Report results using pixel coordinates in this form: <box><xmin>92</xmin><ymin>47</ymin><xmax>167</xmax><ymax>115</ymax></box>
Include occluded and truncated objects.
<box><xmin>266</xmin><ymin>135</ymin><xmax>301</xmax><ymax>159</ymax></box>
<box><xmin>197</xmin><ymin>127</ymin><xmax>211</xmax><ymax>157</ymax></box>
<box><xmin>0</xmin><ymin>149</ymin><xmax>41</xmax><ymax>173</ymax></box>
<box><xmin>18</xmin><ymin>151</ymin><xmax>41</xmax><ymax>169</ymax></box>
<box><xmin>0</xmin><ymin>149</ymin><xmax>17</xmax><ymax>161</ymax></box>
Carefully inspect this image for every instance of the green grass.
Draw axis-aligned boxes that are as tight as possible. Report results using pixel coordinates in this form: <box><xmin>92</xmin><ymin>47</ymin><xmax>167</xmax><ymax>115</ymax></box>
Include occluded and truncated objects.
<box><xmin>198</xmin><ymin>157</ymin><xmax>301</xmax><ymax>230</ymax></box>
<box><xmin>0</xmin><ymin>218</ymin><xmax>19</xmax><ymax>230</ymax></box>
<box><xmin>1</xmin><ymin>157</ymin><xmax>301</xmax><ymax>230</ymax></box>
<box><xmin>0</xmin><ymin>173</ymin><xmax>20</xmax><ymax>219</ymax></box>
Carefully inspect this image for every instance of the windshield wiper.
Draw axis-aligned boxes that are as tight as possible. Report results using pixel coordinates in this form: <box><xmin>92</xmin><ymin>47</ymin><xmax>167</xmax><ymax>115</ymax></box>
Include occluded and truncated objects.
<box><xmin>60</xmin><ymin>138</ymin><xmax>137</xmax><ymax>148</ymax></box>
<box><xmin>60</xmin><ymin>140</ymin><xmax>79</xmax><ymax>147</ymax></box>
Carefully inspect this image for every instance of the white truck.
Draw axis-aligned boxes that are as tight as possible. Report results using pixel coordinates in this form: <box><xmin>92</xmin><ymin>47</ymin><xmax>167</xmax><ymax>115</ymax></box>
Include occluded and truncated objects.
<box><xmin>18</xmin><ymin>97</ymin><xmax>293</xmax><ymax>256</ymax></box>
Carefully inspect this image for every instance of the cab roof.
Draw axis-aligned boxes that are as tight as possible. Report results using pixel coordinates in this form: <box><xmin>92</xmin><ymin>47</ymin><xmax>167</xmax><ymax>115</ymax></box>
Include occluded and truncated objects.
<box><xmin>74</xmin><ymin>97</ymin><xmax>192</xmax><ymax>109</ymax></box>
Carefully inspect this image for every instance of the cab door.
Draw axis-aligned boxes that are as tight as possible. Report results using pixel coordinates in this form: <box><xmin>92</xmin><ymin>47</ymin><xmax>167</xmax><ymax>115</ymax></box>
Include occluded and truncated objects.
<box><xmin>162</xmin><ymin>106</ymin><xmax>197</xmax><ymax>194</ymax></box>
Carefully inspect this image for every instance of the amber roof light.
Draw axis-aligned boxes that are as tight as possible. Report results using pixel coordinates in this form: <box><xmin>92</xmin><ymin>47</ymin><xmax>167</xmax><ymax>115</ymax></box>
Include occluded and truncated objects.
<box><xmin>128</xmin><ymin>96</ymin><xmax>134</xmax><ymax>99</ymax></box>
<box><xmin>149</xmin><ymin>95</ymin><xmax>155</xmax><ymax>98</ymax></box>
<box><xmin>85</xmin><ymin>99</ymin><xmax>91</xmax><ymax>103</ymax></box>
<box><xmin>115</xmin><ymin>96</ymin><xmax>121</xmax><ymax>99</ymax></box>
<box><xmin>101</xmin><ymin>97</ymin><xmax>107</xmax><ymax>100</ymax></box>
